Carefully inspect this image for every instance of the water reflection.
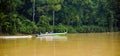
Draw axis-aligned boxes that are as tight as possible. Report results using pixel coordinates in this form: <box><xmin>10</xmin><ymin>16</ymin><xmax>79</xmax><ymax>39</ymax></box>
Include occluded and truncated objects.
<box><xmin>36</xmin><ymin>36</ymin><xmax>67</xmax><ymax>41</ymax></box>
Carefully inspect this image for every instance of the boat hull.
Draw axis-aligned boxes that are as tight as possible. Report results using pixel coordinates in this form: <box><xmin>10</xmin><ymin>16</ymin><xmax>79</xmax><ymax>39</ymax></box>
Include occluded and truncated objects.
<box><xmin>36</xmin><ymin>32</ymin><xmax>67</xmax><ymax>37</ymax></box>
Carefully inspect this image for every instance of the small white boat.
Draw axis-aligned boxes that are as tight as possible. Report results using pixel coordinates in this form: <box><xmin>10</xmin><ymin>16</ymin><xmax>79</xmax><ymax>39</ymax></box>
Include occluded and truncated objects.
<box><xmin>0</xmin><ymin>35</ymin><xmax>32</xmax><ymax>39</ymax></box>
<box><xmin>35</xmin><ymin>32</ymin><xmax>67</xmax><ymax>37</ymax></box>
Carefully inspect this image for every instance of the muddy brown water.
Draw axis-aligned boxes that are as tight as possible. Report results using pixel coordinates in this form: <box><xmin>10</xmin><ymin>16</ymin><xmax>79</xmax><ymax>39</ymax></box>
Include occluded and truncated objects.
<box><xmin>0</xmin><ymin>32</ymin><xmax>120</xmax><ymax>56</ymax></box>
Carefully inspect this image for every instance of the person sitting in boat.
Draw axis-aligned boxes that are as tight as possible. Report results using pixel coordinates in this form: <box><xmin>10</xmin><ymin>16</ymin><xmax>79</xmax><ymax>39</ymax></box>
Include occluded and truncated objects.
<box><xmin>46</xmin><ymin>32</ymin><xmax>48</xmax><ymax>35</ymax></box>
<box><xmin>39</xmin><ymin>32</ymin><xmax>42</xmax><ymax>35</ymax></box>
<box><xmin>49</xmin><ymin>32</ymin><xmax>53</xmax><ymax>34</ymax></box>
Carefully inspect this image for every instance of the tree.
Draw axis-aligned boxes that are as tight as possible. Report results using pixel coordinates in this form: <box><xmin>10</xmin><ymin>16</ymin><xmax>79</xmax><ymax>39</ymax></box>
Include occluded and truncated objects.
<box><xmin>0</xmin><ymin>0</ymin><xmax>119</xmax><ymax>34</ymax></box>
<box><xmin>37</xmin><ymin>15</ymin><xmax>52</xmax><ymax>33</ymax></box>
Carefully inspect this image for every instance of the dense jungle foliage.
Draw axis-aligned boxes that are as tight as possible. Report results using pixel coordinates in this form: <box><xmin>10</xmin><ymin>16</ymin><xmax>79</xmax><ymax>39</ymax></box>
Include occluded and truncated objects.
<box><xmin>0</xmin><ymin>0</ymin><xmax>120</xmax><ymax>34</ymax></box>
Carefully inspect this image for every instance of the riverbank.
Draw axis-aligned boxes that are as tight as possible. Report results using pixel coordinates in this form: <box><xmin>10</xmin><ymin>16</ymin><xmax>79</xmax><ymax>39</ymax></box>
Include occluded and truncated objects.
<box><xmin>0</xmin><ymin>32</ymin><xmax>119</xmax><ymax>36</ymax></box>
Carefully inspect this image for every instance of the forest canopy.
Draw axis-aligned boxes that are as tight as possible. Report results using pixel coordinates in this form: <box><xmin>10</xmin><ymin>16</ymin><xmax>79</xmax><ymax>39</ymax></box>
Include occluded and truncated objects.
<box><xmin>0</xmin><ymin>0</ymin><xmax>120</xmax><ymax>34</ymax></box>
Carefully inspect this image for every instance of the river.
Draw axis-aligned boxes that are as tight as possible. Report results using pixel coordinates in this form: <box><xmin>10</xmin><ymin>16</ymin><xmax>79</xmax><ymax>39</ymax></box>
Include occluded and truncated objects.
<box><xmin>0</xmin><ymin>32</ymin><xmax>120</xmax><ymax>56</ymax></box>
